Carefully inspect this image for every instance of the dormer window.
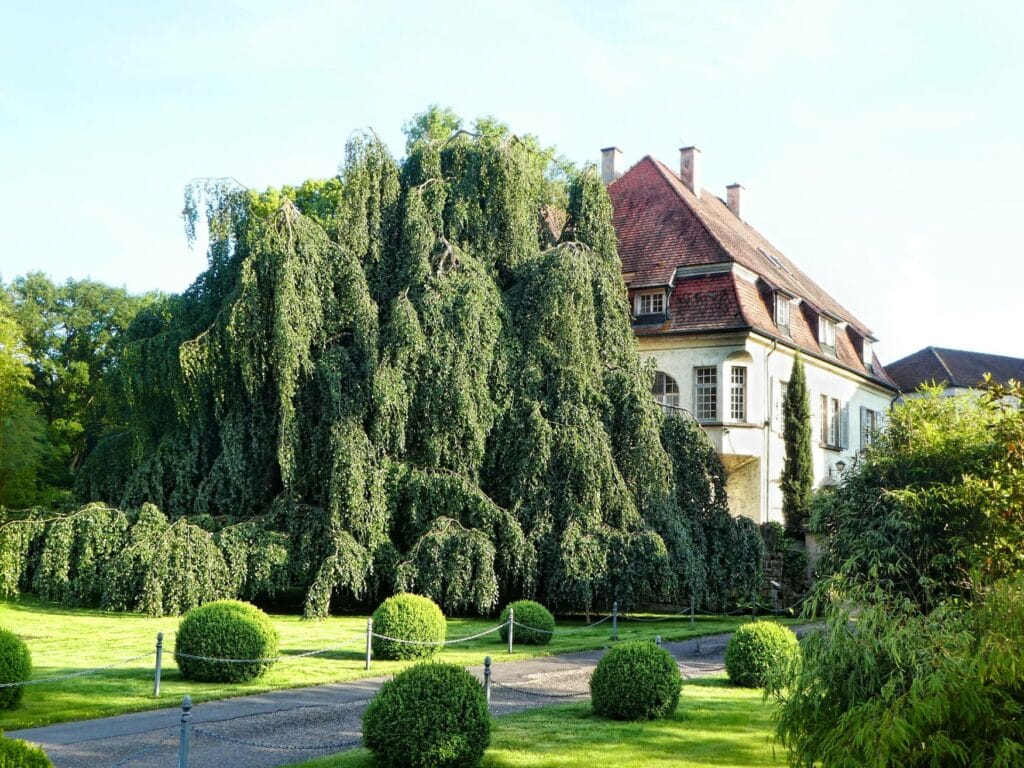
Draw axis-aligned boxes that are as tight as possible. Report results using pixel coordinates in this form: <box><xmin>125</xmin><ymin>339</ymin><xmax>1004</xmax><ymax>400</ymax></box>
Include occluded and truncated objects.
<box><xmin>862</xmin><ymin>338</ymin><xmax>874</xmax><ymax>366</ymax></box>
<box><xmin>774</xmin><ymin>293</ymin><xmax>791</xmax><ymax>334</ymax></box>
<box><xmin>635</xmin><ymin>290</ymin><xmax>665</xmax><ymax>316</ymax></box>
<box><xmin>818</xmin><ymin>316</ymin><xmax>837</xmax><ymax>351</ymax></box>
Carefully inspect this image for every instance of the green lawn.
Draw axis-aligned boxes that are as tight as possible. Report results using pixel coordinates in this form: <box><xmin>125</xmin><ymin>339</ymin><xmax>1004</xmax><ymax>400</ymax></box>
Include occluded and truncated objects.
<box><xmin>295</xmin><ymin>677</ymin><xmax>783</xmax><ymax>767</ymax></box>
<box><xmin>0</xmin><ymin>596</ymin><xmax>792</xmax><ymax>730</ymax></box>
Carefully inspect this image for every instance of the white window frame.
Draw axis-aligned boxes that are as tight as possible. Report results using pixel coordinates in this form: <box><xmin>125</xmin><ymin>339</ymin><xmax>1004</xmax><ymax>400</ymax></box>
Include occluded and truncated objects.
<box><xmin>862</xmin><ymin>339</ymin><xmax>874</xmax><ymax>365</ymax></box>
<box><xmin>821</xmin><ymin>395</ymin><xmax>841</xmax><ymax>447</ymax></box>
<box><xmin>819</xmin><ymin>316</ymin><xmax>837</xmax><ymax>348</ymax></box>
<box><xmin>652</xmin><ymin>370</ymin><xmax>680</xmax><ymax>408</ymax></box>
<box><xmin>694</xmin><ymin>366</ymin><xmax>718</xmax><ymax>422</ymax></box>
<box><xmin>729</xmin><ymin>366</ymin><xmax>747</xmax><ymax>421</ymax></box>
<box><xmin>774</xmin><ymin>294</ymin><xmax>791</xmax><ymax>329</ymax></box>
<box><xmin>635</xmin><ymin>290</ymin><xmax>665</xmax><ymax>316</ymax></box>
<box><xmin>860</xmin><ymin>407</ymin><xmax>881</xmax><ymax>448</ymax></box>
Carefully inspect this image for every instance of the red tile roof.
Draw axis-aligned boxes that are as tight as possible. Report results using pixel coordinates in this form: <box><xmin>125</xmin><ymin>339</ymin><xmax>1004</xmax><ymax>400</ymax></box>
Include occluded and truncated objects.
<box><xmin>610</xmin><ymin>155</ymin><xmax>895</xmax><ymax>389</ymax></box>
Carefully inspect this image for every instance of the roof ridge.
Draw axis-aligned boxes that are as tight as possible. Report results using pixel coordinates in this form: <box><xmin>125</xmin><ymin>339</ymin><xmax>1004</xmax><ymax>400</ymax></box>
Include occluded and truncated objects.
<box><xmin>927</xmin><ymin>346</ymin><xmax>957</xmax><ymax>384</ymax></box>
<box><xmin>647</xmin><ymin>157</ymin><xmax>736</xmax><ymax>265</ymax></box>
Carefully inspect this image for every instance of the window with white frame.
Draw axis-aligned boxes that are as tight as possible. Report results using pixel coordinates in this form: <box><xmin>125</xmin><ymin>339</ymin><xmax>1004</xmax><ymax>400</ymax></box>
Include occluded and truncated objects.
<box><xmin>730</xmin><ymin>366</ymin><xmax>747</xmax><ymax>421</ymax></box>
<box><xmin>636</xmin><ymin>291</ymin><xmax>665</xmax><ymax>315</ymax></box>
<box><xmin>821</xmin><ymin>395</ymin><xmax>841</xmax><ymax>447</ymax></box>
<box><xmin>774</xmin><ymin>294</ymin><xmax>791</xmax><ymax>332</ymax></box>
<box><xmin>860</xmin><ymin>407</ymin><xmax>882</xmax><ymax>448</ymax></box>
<box><xmin>694</xmin><ymin>367</ymin><xmax>717</xmax><ymax>422</ymax></box>
<box><xmin>773</xmin><ymin>379</ymin><xmax>788</xmax><ymax>432</ymax></box>
<box><xmin>818</xmin><ymin>316</ymin><xmax>837</xmax><ymax>349</ymax></box>
<box><xmin>651</xmin><ymin>370</ymin><xmax>680</xmax><ymax>408</ymax></box>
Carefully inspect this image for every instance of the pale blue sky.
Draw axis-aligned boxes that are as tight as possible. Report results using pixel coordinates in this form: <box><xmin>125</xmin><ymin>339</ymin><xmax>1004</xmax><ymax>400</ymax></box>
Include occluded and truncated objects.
<box><xmin>2</xmin><ymin>1</ymin><xmax>1022</xmax><ymax>362</ymax></box>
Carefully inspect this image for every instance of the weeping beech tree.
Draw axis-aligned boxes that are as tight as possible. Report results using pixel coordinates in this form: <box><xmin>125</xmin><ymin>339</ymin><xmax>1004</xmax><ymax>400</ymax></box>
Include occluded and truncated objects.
<box><xmin>64</xmin><ymin>110</ymin><xmax>762</xmax><ymax>617</ymax></box>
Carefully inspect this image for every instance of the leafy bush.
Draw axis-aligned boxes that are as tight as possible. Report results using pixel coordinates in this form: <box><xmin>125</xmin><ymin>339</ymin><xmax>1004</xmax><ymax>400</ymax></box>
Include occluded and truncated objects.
<box><xmin>772</xmin><ymin>577</ymin><xmax>1024</xmax><ymax>767</ymax></box>
<box><xmin>174</xmin><ymin>600</ymin><xmax>279</xmax><ymax>682</ymax></box>
<box><xmin>724</xmin><ymin>621</ymin><xmax>799</xmax><ymax>688</ymax></box>
<box><xmin>362</xmin><ymin>662</ymin><xmax>489</xmax><ymax>768</ymax></box>
<box><xmin>499</xmin><ymin>600</ymin><xmax>554</xmax><ymax>645</ymax></box>
<box><xmin>371</xmin><ymin>593</ymin><xmax>446</xmax><ymax>661</ymax></box>
<box><xmin>0</xmin><ymin>628</ymin><xmax>31</xmax><ymax>709</ymax></box>
<box><xmin>590</xmin><ymin>640</ymin><xmax>681</xmax><ymax>720</ymax></box>
<box><xmin>0</xmin><ymin>734</ymin><xmax>53</xmax><ymax>767</ymax></box>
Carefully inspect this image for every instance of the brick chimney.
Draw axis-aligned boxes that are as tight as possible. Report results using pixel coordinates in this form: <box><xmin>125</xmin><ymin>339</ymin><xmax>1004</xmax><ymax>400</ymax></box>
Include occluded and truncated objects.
<box><xmin>601</xmin><ymin>147</ymin><xmax>623</xmax><ymax>185</ymax></box>
<box><xmin>726</xmin><ymin>183</ymin><xmax>744</xmax><ymax>218</ymax></box>
<box><xmin>679</xmin><ymin>146</ymin><xmax>701</xmax><ymax>198</ymax></box>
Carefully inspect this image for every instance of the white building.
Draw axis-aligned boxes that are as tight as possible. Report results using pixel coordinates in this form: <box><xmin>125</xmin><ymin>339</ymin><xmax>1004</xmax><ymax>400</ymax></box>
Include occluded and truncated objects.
<box><xmin>604</xmin><ymin>147</ymin><xmax>898</xmax><ymax>524</ymax></box>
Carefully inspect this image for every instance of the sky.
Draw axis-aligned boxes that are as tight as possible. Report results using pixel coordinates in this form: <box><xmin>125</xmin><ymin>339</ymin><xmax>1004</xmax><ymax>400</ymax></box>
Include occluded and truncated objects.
<box><xmin>2</xmin><ymin>0</ymin><xmax>1022</xmax><ymax>363</ymax></box>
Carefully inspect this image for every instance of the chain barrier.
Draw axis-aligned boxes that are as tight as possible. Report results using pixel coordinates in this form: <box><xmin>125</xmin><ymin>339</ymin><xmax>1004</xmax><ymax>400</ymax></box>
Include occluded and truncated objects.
<box><xmin>105</xmin><ymin>730</ymin><xmax>177</xmax><ymax>768</ymax></box>
<box><xmin>172</xmin><ymin>636</ymin><xmax>361</xmax><ymax>665</ymax></box>
<box><xmin>370</xmin><ymin>623</ymin><xmax>504</xmax><ymax>646</ymax></box>
<box><xmin>193</xmin><ymin>727</ymin><xmax>361</xmax><ymax>751</ymax></box>
<box><xmin>510</xmin><ymin>612</ymin><xmax>612</xmax><ymax>637</ymax></box>
<box><xmin>491</xmin><ymin>679</ymin><xmax>588</xmax><ymax>699</ymax></box>
<box><xmin>0</xmin><ymin>651</ymin><xmax>155</xmax><ymax>689</ymax></box>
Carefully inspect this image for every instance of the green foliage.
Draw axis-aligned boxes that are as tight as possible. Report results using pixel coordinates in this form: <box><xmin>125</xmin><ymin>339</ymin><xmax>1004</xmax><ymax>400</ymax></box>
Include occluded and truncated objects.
<box><xmin>371</xmin><ymin>593</ymin><xmax>446</xmax><ymax>661</ymax></box>
<box><xmin>0</xmin><ymin>303</ymin><xmax>47</xmax><ymax>508</ymax></box>
<box><xmin>499</xmin><ymin>600</ymin><xmax>554</xmax><ymax>645</ymax></box>
<box><xmin>780</xmin><ymin>355</ymin><xmax>813</xmax><ymax>536</ymax></box>
<box><xmin>174</xmin><ymin>600</ymin><xmax>279</xmax><ymax>683</ymax></box>
<box><xmin>0</xmin><ymin>628</ymin><xmax>31</xmax><ymax>710</ymax></box>
<box><xmin>362</xmin><ymin>662</ymin><xmax>490</xmax><ymax>768</ymax></box>
<box><xmin>589</xmin><ymin>640</ymin><xmax>681</xmax><ymax>720</ymax></box>
<box><xmin>772</xmin><ymin>577</ymin><xmax>1024</xmax><ymax>767</ymax></box>
<box><xmin>724</xmin><ymin>621</ymin><xmax>799</xmax><ymax>688</ymax></box>
<box><xmin>813</xmin><ymin>385</ymin><xmax>1024</xmax><ymax>607</ymax></box>
<box><xmin>0</xmin><ymin>734</ymin><xmax>53</xmax><ymax>767</ymax></box>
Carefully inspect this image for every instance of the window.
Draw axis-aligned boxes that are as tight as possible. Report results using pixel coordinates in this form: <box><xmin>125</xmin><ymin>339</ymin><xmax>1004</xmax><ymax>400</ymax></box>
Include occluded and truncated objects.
<box><xmin>773</xmin><ymin>379</ymin><xmax>788</xmax><ymax>432</ymax></box>
<box><xmin>860</xmin><ymin>407</ymin><xmax>882</xmax><ymax>448</ymax></box>
<box><xmin>818</xmin><ymin>316</ymin><xmax>836</xmax><ymax>350</ymax></box>
<box><xmin>821</xmin><ymin>395</ymin><xmax>841</xmax><ymax>447</ymax></box>
<box><xmin>774</xmin><ymin>294</ymin><xmax>791</xmax><ymax>332</ymax></box>
<box><xmin>636</xmin><ymin>291</ymin><xmax>665</xmax><ymax>315</ymax></box>
<box><xmin>694</xmin><ymin>367</ymin><xmax>717</xmax><ymax>422</ymax></box>
<box><xmin>862</xmin><ymin>338</ymin><xmax>874</xmax><ymax>366</ymax></box>
<box><xmin>730</xmin><ymin>366</ymin><xmax>747</xmax><ymax>421</ymax></box>
<box><xmin>651</xmin><ymin>371</ymin><xmax>680</xmax><ymax>408</ymax></box>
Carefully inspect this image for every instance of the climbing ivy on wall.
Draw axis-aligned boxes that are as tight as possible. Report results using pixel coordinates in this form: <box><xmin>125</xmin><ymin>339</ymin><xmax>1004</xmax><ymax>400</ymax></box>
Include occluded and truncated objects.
<box><xmin>17</xmin><ymin>109</ymin><xmax>765</xmax><ymax>617</ymax></box>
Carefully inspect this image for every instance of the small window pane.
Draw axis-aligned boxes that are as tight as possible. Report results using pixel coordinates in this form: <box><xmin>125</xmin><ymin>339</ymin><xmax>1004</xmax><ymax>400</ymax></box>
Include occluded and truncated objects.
<box><xmin>775</xmin><ymin>296</ymin><xmax>790</xmax><ymax>328</ymax></box>
<box><xmin>652</xmin><ymin>370</ymin><xmax>680</xmax><ymax>408</ymax></box>
<box><xmin>695</xmin><ymin>367</ymin><xmax>717</xmax><ymax>421</ymax></box>
<box><xmin>730</xmin><ymin>367</ymin><xmax>746</xmax><ymax>421</ymax></box>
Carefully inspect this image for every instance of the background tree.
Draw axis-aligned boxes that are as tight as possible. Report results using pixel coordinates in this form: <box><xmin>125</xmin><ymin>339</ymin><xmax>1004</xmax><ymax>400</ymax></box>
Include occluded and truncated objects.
<box><xmin>780</xmin><ymin>354</ymin><xmax>813</xmax><ymax>536</ymax></box>
<box><xmin>0</xmin><ymin>300</ymin><xmax>47</xmax><ymax>507</ymax></box>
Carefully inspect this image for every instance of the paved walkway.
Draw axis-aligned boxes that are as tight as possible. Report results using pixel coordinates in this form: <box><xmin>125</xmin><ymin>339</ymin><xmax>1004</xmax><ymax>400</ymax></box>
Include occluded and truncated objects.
<box><xmin>11</xmin><ymin>633</ymin><xmax>735</xmax><ymax>768</ymax></box>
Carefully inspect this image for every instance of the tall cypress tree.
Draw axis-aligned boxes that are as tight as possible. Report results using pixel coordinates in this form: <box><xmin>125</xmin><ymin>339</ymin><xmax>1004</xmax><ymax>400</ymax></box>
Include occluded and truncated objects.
<box><xmin>781</xmin><ymin>354</ymin><xmax>813</xmax><ymax>536</ymax></box>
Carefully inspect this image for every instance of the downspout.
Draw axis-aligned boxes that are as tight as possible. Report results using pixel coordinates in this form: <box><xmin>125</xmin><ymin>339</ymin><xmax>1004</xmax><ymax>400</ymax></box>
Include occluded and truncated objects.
<box><xmin>763</xmin><ymin>339</ymin><xmax>779</xmax><ymax>524</ymax></box>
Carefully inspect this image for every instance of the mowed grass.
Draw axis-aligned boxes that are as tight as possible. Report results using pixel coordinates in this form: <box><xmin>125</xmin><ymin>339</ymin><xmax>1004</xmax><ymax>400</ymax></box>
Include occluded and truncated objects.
<box><xmin>0</xmin><ymin>596</ymin><xmax>793</xmax><ymax>730</ymax></box>
<box><xmin>295</xmin><ymin>677</ymin><xmax>783</xmax><ymax>768</ymax></box>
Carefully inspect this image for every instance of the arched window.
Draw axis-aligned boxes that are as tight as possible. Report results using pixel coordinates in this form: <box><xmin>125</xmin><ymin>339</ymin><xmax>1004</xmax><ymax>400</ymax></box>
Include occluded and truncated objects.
<box><xmin>652</xmin><ymin>370</ymin><xmax>680</xmax><ymax>408</ymax></box>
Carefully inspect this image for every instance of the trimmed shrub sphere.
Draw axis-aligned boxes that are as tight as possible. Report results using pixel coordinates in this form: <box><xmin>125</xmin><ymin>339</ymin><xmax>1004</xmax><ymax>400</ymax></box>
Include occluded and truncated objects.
<box><xmin>0</xmin><ymin>628</ymin><xmax>32</xmax><ymax>710</ymax></box>
<box><xmin>590</xmin><ymin>640</ymin><xmax>681</xmax><ymax>720</ymax></box>
<box><xmin>371</xmin><ymin>593</ymin><xmax>446</xmax><ymax>661</ymax></box>
<box><xmin>174</xmin><ymin>600</ymin><xmax>279</xmax><ymax>682</ymax></box>
<box><xmin>363</xmin><ymin>662</ymin><xmax>489</xmax><ymax>768</ymax></box>
<box><xmin>0</xmin><ymin>735</ymin><xmax>53</xmax><ymax>767</ymax></box>
<box><xmin>499</xmin><ymin>600</ymin><xmax>555</xmax><ymax>645</ymax></box>
<box><xmin>724</xmin><ymin>620</ymin><xmax>800</xmax><ymax>688</ymax></box>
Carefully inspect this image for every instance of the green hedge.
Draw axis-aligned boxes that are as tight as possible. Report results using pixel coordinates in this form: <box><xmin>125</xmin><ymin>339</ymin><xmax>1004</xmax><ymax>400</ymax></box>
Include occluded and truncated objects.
<box><xmin>590</xmin><ymin>640</ymin><xmax>681</xmax><ymax>720</ymax></box>
<box><xmin>499</xmin><ymin>600</ymin><xmax>554</xmax><ymax>645</ymax></box>
<box><xmin>724</xmin><ymin>620</ymin><xmax>799</xmax><ymax>688</ymax></box>
<box><xmin>363</xmin><ymin>662</ymin><xmax>489</xmax><ymax>768</ymax></box>
<box><xmin>174</xmin><ymin>600</ymin><xmax>279</xmax><ymax>683</ymax></box>
<box><xmin>371</xmin><ymin>594</ymin><xmax>446</xmax><ymax>661</ymax></box>
<box><xmin>0</xmin><ymin>734</ymin><xmax>53</xmax><ymax>767</ymax></box>
<box><xmin>0</xmin><ymin>629</ymin><xmax>31</xmax><ymax>710</ymax></box>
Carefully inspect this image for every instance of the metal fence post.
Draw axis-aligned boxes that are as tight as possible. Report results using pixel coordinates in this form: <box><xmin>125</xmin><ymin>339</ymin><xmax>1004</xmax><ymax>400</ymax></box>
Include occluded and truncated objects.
<box><xmin>612</xmin><ymin>601</ymin><xmax>618</xmax><ymax>641</ymax></box>
<box><xmin>365</xmin><ymin>617</ymin><xmax>373</xmax><ymax>671</ymax></box>
<box><xmin>507</xmin><ymin>607</ymin><xmax>514</xmax><ymax>654</ymax></box>
<box><xmin>689</xmin><ymin>595</ymin><xmax>695</xmax><ymax>628</ymax></box>
<box><xmin>153</xmin><ymin>632</ymin><xmax>164</xmax><ymax>697</ymax></box>
<box><xmin>484</xmin><ymin>656</ymin><xmax>492</xmax><ymax>708</ymax></box>
<box><xmin>177</xmin><ymin>695</ymin><xmax>192</xmax><ymax>768</ymax></box>
<box><xmin>655</xmin><ymin>635</ymin><xmax>662</xmax><ymax>647</ymax></box>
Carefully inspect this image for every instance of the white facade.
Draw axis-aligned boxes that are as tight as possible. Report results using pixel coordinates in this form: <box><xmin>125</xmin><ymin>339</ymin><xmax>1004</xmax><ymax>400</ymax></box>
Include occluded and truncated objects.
<box><xmin>640</xmin><ymin>331</ymin><xmax>894</xmax><ymax>524</ymax></box>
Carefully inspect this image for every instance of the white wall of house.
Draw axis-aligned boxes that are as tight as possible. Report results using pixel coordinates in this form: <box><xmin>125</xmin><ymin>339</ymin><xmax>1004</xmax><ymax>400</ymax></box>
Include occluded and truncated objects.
<box><xmin>639</xmin><ymin>332</ymin><xmax>894</xmax><ymax>524</ymax></box>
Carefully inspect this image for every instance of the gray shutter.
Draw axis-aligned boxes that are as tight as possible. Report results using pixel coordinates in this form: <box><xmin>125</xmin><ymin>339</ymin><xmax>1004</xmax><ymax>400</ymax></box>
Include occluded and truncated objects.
<box><xmin>859</xmin><ymin>406</ymin><xmax>868</xmax><ymax>449</ymax></box>
<box><xmin>840</xmin><ymin>403</ymin><xmax>850</xmax><ymax>449</ymax></box>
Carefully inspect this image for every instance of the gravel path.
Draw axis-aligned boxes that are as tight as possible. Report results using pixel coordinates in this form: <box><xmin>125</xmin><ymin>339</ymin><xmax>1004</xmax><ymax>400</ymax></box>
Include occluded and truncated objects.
<box><xmin>11</xmin><ymin>631</ymin><xmax>744</xmax><ymax>768</ymax></box>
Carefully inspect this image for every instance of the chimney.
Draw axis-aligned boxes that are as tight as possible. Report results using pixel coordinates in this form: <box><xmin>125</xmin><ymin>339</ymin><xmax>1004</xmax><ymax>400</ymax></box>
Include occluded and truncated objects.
<box><xmin>679</xmin><ymin>146</ymin><xmax>701</xmax><ymax>198</ymax></box>
<box><xmin>601</xmin><ymin>147</ymin><xmax>623</xmax><ymax>185</ymax></box>
<box><xmin>726</xmin><ymin>183</ymin><xmax>744</xmax><ymax>218</ymax></box>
